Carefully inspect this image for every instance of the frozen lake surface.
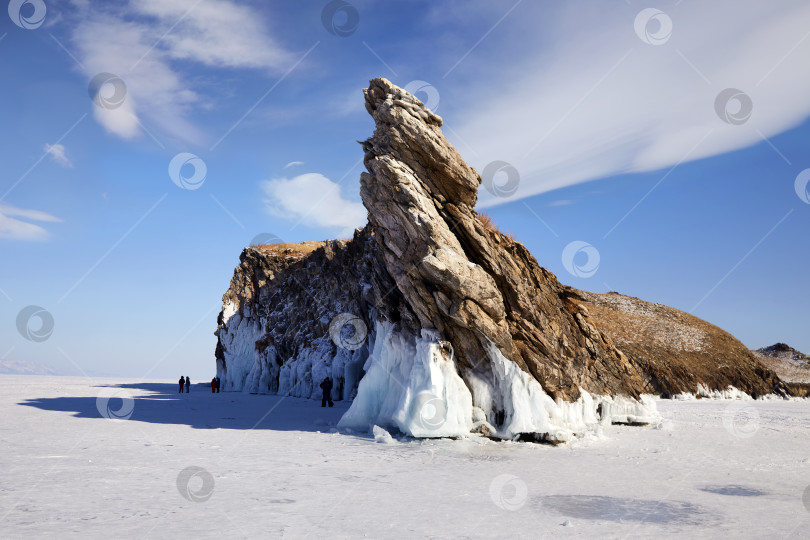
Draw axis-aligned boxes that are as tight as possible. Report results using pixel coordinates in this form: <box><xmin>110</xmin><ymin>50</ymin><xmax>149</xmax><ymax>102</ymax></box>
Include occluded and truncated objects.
<box><xmin>1</xmin><ymin>375</ymin><xmax>809</xmax><ymax>538</ymax></box>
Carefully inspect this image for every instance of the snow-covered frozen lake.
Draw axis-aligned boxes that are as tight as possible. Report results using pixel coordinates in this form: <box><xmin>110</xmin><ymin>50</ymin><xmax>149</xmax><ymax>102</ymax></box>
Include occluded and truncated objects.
<box><xmin>1</xmin><ymin>375</ymin><xmax>809</xmax><ymax>538</ymax></box>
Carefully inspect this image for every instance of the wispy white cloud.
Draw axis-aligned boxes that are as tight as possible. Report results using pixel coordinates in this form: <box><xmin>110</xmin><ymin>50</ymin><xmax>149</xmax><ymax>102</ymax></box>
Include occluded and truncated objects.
<box><xmin>451</xmin><ymin>0</ymin><xmax>810</xmax><ymax>206</ymax></box>
<box><xmin>44</xmin><ymin>143</ymin><xmax>73</xmax><ymax>168</ymax></box>
<box><xmin>0</xmin><ymin>203</ymin><xmax>61</xmax><ymax>241</ymax></box>
<box><xmin>284</xmin><ymin>161</ymin><xmax>304</xmax><ymax>169</ymax></box>
<box><xmin>132</xmin><ymin>0</ymin><xmax>295</xmax><ymax>70</ymax></box>
<box><xmin>68</xmin><ymin>0</ymin><xmax>296</xmax><ymax>144</ymax></box>
<box><xmin>261</xmin><ymin>173</ymin><xmax>367</xmax><ymax>235</ymax></box>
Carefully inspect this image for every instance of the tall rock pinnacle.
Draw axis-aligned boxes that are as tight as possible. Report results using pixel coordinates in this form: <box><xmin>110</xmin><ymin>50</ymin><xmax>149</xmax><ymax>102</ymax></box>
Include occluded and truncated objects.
<box><xmin>359</xmin><ymin>78</ymin><xmax>643</xmax><ymax>402</ymax></box>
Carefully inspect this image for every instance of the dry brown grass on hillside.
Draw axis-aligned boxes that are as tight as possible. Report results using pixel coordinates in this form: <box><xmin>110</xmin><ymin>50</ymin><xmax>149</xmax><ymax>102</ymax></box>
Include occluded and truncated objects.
<box><xmin>252</xmin><ymin>241</ymin><xmax>324</xmax><ymax>257</ymax></box>
<box><xmin>477</xmin><ymin>212</ymin><xmax>516</xmax><ymax>242</ymax></box>
<box><xmin>574</xmin><ymin>290</ymin><xmax>783</xmax><ymax>397</ymax></box>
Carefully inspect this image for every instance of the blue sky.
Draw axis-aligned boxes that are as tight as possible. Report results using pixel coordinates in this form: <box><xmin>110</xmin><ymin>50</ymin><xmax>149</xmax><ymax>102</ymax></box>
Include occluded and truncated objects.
<box><xmin>1</xmin><ymin>0</ymin><xmax>809</xmax><ymax>379</ymax></box>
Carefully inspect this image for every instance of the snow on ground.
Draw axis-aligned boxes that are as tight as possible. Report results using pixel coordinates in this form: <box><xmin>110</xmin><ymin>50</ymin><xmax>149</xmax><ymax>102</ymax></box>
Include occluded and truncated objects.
<box><xmin>2</xmin><ymin>376</ymin><xmax>810</xmax><ymax>538</ymax></box>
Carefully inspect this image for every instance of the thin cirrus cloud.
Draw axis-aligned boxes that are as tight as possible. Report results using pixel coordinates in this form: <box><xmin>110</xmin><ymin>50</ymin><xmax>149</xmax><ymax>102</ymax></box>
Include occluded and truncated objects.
<box><xmin>68</xmin><ymin>0</ymin><xmax>296</xmax><ymax>144</ymax></box>
<box><xmin>261</xmin><ymin>173</ymin><xmax>367</xmax><ymax>236</ymax></box>
<box><xmin>0</xmin><ymin>203</ymin><xmax>62</xmax><ymax>242</ymax></box>
<box><xmin>452</xmin><ymin>0</ymin><xmax>810</xmax><ymax>207</ymax></box>
<box><xmin>44</xmin><ymin>143</ymin><xmax>73</xmax><ymax>168</ymax></box>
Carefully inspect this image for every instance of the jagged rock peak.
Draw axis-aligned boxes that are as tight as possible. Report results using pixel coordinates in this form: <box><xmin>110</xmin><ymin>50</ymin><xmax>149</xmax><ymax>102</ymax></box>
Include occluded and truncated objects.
<box><xmin>362</xmin><ymin>77</ymin><xmax>480</xmax><ymax>208</ymax></box>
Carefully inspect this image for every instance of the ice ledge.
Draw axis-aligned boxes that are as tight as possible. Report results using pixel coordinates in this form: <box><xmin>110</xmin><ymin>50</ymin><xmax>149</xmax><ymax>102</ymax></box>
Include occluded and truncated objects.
<box><xmin>338</xmin><ymin>321</ymin><xmax>474</xmax><ymax>438</ymax></box>
<box><xmin>468</xmin><ymin>343</ymin><xmax>660</xmax><ymax>442</ymax></box>
<box><xmin>337</xmin><ymin>320</ymin><xmax>662</xmax><ymax>443</ymax></box>
<box><xmin>672</xmin><ymin>383</ymin><xmax>802</xmax><ymax>401</ymax></box>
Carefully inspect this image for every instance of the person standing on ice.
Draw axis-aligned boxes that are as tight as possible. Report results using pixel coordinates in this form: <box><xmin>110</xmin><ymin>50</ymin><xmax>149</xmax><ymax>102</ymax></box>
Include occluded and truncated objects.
<box><xmin>185</xmin><ymin>376</ymin><xmax>190</xmax><ymax>393</ymax></box>
<box><xmin>215</xmin><ymin>376</ymin><xmax>221</xmax><ymax>393</ymax></box>
<box><xmin>211</xmin><ymin>377</ymin><xmax>217</xmax><ymax>393</ymax></box>
<box><xmin>320</xmin><ymin>376</ymin><xmax>334</xmax><ymax>408</ymax></box>
<box><xmin>178</xmin><ymin>376</ymin><xmax>185</xmax><ymax>393</ymax></box>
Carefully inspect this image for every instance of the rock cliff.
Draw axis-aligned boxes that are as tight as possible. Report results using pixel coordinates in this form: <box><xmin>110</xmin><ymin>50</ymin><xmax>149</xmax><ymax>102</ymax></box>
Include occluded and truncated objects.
<box><xmin>215</xmin><ymin>78</ymin><xmax>790</xmax><ymax>442</ymax></box>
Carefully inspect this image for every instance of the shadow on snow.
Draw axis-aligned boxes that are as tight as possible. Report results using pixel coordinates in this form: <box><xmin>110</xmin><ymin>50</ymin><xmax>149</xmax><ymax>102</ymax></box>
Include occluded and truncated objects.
<box><xmin>18</xmin><ymin>382</ymin><xmax>354</xmax><ymax>434</ymax></box>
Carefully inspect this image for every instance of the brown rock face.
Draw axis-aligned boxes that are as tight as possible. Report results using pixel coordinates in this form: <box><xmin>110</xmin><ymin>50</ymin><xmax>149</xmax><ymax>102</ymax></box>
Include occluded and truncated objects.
<box><xmin>360</xmin><ymin>78</ymin><xmax>650</xmax><ymax>401</ymax></box>
<box><xmin>215</xmin><ymin>78</ymin><xmax>790</xmax><ymax>439</ymax></box>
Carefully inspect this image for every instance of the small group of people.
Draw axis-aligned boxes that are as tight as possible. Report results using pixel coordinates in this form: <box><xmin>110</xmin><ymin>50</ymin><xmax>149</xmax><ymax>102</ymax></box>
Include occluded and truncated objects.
<box><xmin>178</xmin><ymin>376</ymin><xmax>222</xmax><ymax>393</ymax></box>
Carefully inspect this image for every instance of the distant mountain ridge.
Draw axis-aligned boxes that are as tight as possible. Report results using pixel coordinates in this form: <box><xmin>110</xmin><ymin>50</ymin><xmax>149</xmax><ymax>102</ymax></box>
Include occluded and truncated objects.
<box><xmin>755</xmin><ymin>343</ymin><xmax>809</xmax><ymax>361</ymax></box>
<box><xmin>752</xmin><ymin>343</ymin><xmax>810</xmax><ymax>384</ymax></box>
<box><xmin>0</xmin><ymin>359</ymin><xmax>59</xmax><ymax>376</ymax></box>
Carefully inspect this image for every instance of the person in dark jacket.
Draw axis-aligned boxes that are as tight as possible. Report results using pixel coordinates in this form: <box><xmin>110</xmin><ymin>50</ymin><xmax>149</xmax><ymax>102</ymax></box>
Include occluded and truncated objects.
<box><xmin>320</xmin><ymin>376</ymin><xmax>334</xmax><ymax>408</ymax></box>
<box><xmin>211</xmin><ymin>377</ymin><xmax>217</xmax><ymax>393</ymax></box>
<box><xmin>185</xmin><ymin>376</ymin><xmax>190</xmax><ymax>393</ymax></box>
<box><xmin>215</xmin><ymin>376</ymin><xmax>221</xmax><ymax>393</ymax></box>
<box><xmin>178</xmin><ymin>376</ymin><xmax>185</xmax><ymax>393</ymax></box>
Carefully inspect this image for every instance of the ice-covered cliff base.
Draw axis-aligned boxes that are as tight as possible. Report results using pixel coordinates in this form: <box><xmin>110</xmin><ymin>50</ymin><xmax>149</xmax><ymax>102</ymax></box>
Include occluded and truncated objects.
<box><xmin>338</xmin><ymin>321</ymin><xmax>660</xmax><ymax>443</ymax></box>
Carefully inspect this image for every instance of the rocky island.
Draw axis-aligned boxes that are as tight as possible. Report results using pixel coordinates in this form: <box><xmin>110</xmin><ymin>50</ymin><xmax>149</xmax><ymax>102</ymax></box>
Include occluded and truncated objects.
<box><xmin>214</xmin><ymin>78</ymin><xmax>800</xmax><ymax>443</ymax></box>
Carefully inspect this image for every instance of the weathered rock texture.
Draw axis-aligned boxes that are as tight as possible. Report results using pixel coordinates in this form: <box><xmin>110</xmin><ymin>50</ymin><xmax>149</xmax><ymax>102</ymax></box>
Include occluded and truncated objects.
<box><xmin>358</xmin><ymin>78</ymin><xmax>649</xmax><ymax>402</ymax></box>
<box><xmin>215</xmin><ymin>78</ymin><xmax>793</xmax><ymax>438</ymax></box>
